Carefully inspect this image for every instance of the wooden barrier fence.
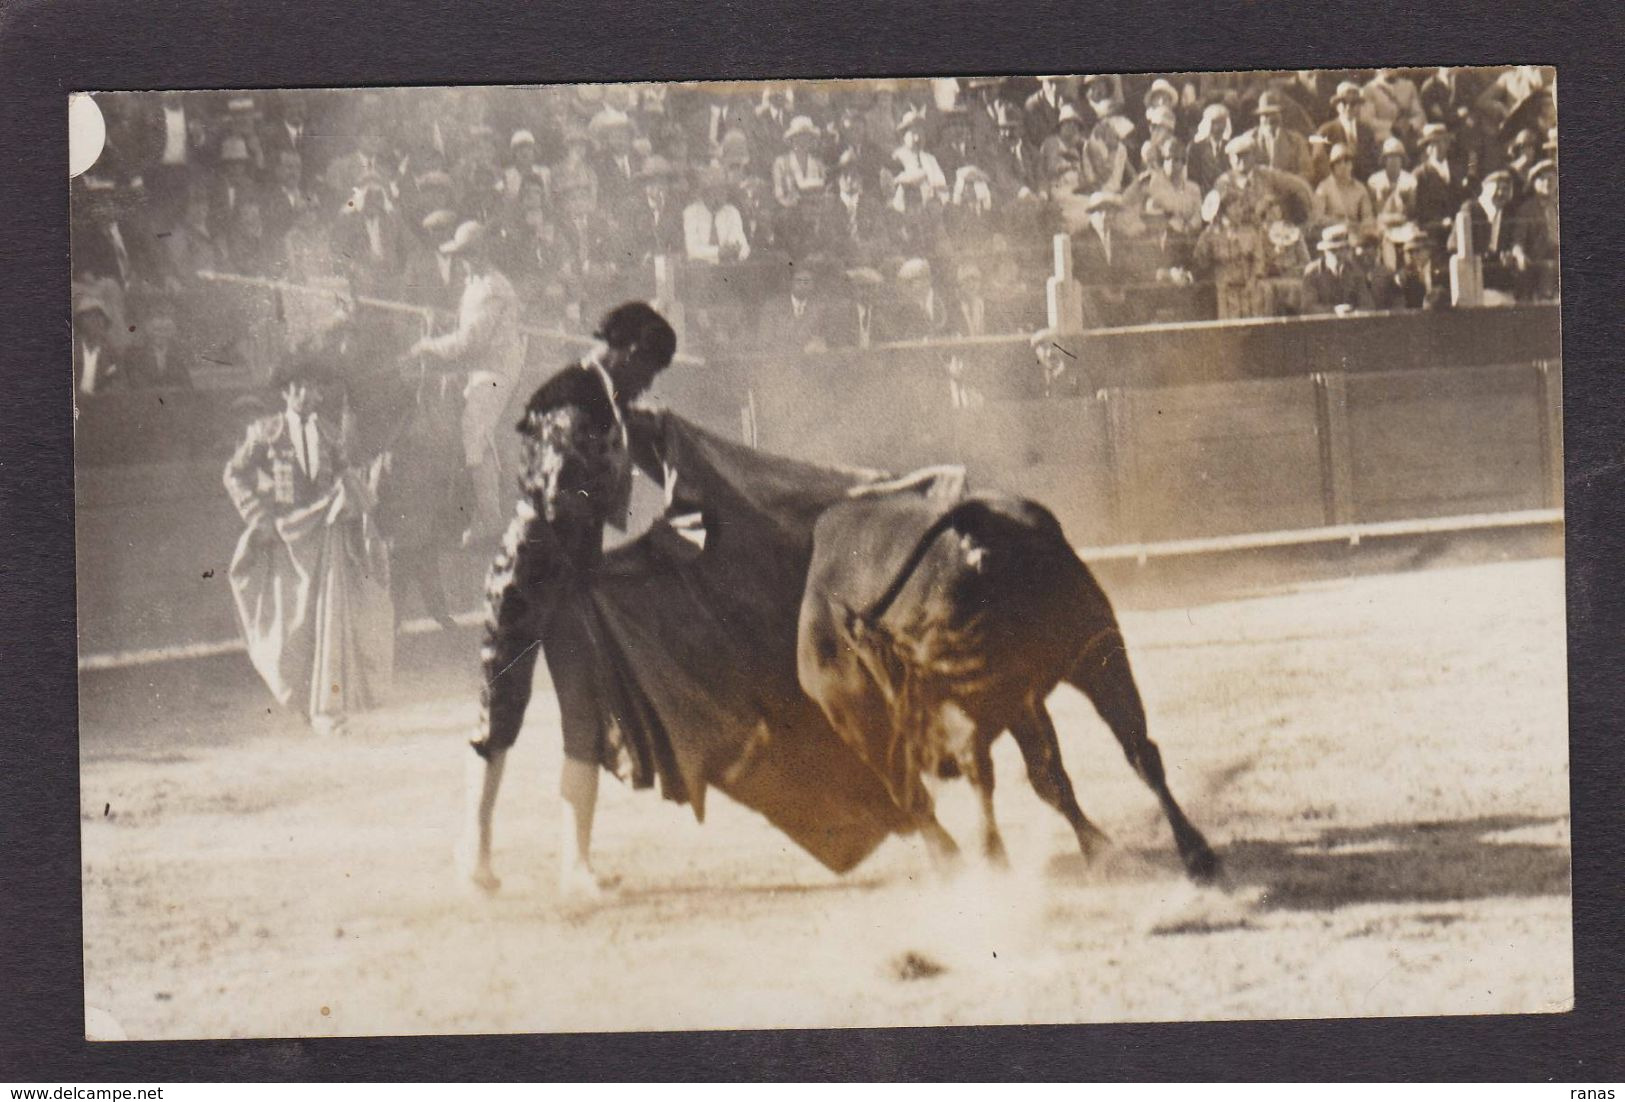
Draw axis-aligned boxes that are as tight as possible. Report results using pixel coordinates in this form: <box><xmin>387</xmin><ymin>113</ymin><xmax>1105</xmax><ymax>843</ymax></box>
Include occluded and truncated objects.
<box><xmin>71</xmin><ymin>271</ymin><xmax>1563</xmax><ymax>667</ymax></box>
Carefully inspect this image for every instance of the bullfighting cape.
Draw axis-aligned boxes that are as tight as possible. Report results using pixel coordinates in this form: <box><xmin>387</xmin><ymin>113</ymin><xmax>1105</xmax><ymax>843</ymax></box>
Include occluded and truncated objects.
<box><xmin>582</xmin><ymin>410</ymin><xmax>965</xmax><ymax>873</ymax></box>
<box><xmin>227</xmin><ymin>472</ymin><xmax>395</xmax><ymax>720</ymax></box>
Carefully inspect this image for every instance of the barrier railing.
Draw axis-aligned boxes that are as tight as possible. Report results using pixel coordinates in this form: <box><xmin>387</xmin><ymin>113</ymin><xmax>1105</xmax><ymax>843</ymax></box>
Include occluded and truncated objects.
<box><xmin>192</xmin><ymin>268</ymin><xmax>708</xmax><ymax>365</ymax></box>
<box><xmin>72</xmin><ymin>264</ymin><xmax>1563</xmax><ymax>668</ymax></box>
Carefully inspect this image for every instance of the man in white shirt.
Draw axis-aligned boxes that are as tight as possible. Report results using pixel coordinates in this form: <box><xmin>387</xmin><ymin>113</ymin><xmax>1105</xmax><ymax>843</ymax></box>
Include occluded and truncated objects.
<box><xmin>159</xmin><ymin>92</ymin><xmax>190</xmax><ymax>166</ymax></box>
<box><xmin>682</xmin><ymin>163</ymin><xmax>750</xmax><ymax>263</ymax></box>
<box><xmin>73</xmin><ymin>299</ymin><xmax>118</xmax><ymax>398</ymax></box>
<box><xmin>410</xmin><ymin>222</ymin><xmax>525</xmax><ymax>544</ymax></box>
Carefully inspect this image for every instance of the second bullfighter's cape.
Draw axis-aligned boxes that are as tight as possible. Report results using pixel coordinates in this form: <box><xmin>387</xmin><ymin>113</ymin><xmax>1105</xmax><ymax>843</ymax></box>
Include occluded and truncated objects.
<box><xmin>582</xmin><ymin>410</ymin><xmax>959</xmax><ymax>873</ymax></box>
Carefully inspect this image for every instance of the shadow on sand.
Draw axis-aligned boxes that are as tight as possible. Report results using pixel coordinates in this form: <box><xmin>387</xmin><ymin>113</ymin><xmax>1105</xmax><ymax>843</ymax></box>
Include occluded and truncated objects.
<box><xmin>1222</xmin><ymin>815</ymin><xmax>1571</xmax><ymax>910</ymax></box>
<box><xmin>1049</xmin><ymin>814</ymin><xmax>1570</xmax><ymax>911</ymax></box>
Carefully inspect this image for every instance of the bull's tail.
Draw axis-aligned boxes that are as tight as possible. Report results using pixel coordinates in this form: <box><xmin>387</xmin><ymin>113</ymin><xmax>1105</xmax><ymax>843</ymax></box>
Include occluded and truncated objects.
<box><xmin>852</xmin><ymin>504</ymin><xmax>971</xmax><ymax>627</ymax></box>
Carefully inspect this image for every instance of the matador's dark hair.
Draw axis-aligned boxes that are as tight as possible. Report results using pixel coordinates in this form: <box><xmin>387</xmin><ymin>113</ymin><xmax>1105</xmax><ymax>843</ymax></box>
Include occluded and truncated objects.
<box><xmin>594</xmin><ymin>301</ymin><xmax>677</xmax><ymax>366</ymax></box>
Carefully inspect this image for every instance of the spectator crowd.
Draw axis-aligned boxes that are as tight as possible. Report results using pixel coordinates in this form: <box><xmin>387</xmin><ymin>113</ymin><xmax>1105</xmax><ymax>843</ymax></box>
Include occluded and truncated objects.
<box><xmin>72</xmin><ymin>68</ymin><xmax>1559</xmax><ymax>401</ymax></box>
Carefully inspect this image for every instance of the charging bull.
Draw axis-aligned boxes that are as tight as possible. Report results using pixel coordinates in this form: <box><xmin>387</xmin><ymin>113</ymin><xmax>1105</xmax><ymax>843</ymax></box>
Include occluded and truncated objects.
<box><xmin>797</xmin><ymin>491</ymin><xmax>1219</xmax><ymax>881</ymax></box>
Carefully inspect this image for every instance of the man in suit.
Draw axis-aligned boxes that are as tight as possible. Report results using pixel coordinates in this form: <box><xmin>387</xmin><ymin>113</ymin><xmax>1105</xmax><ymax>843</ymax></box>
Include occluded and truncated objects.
<box><xmin>1071</xmin><ymin>190</ymin><xmax>1135</xmax><ymax>325</ymax></box>
<box><xmin>1280</xmin><ymin>71</ymin><xmax>1337</xmax><ymax>131</ymax></box>
<box><xmin>1024</xmin><ymin>75</ymin><xmax>1076</xmax><ymax>150</ymax></box>
<box><xmin>1129</xmin><ymin>198</ymin><xmax>1197</xmax><ymax>280</ymax></box>
<box><xmin>750</xmin><ymin>85</ymin><xmax>796</xmax><ymax>166</ymax></box>
<box><xmin>122</xmin><ymin>90</ymin><xmax>210</xmax><ymax>229</ymax></box>
<box><xmin>1247</xmin><ymin>91</ymin><xmax>1312</xmax><ymax>180</ymax></box>
<box><xmin>623</xmin><ymin>155</ymin><xmax>687</xmax><ymax>264</ymax></box>
<box><xmin>121</xmin><ymin>303</ymin><xmax>194</xmax><ymax>390</ymax></box>
<box><xmin>1509</xmin><ymin>159</ymin><xmax>1559</xmax><ymax>300</ymax></box>
<box><xmin>1301</xmin><ymin>223</ymin><xmax>1375</xmax><ymax>314</ymax></box>
<box><xmin>931</xmin><ymin>108</ymin><xmax>984</xmax><ymax>188</ymax></box>
<box><xmin>1314</xmin><ymin>82</ymin><xmax>1382</xmax><ymax>184</ymax></box>
<box><xmin>884</xmin><ymin>257</ymin><xmax>948</xmax><ymax>342</ymax></box>
<box><xmin>1448</xmin><ymin>169</ymin><xmax>1519</xmax><ymax>294</ymax></box>
<box><xmin>262</xmin><ymin>89</ymin><xmax>330</xmax><ymax>191</ymax></box>
<box><xmin>1420</xmin><ymin>67</ymin><xmax>1477</xmax><ymax>128</ymax></box>
<box><xmin>209</xmin><ymin>134</ymin><xmax>265</xmax><ymax>242</ymax></box>
<box><xmin>1072</xmin><ymin>191</ymin><xmax>1131</xmax><ymax>285</ymax></box>
<box><xmin>501</xmin><ymin>130</ymin><xmax>553</xmax><ymax>211</ymax></box>
<box><xmin>589</xmin><ymin>108</ymin><xmax>640</xmax><ymax>213</ymax></box>
<box><xmin>1187</xmin><ymin>104</ymin><xmax>1235</xmax><ymax>194</ymax></box>
<box><xmin>402</xmin><ymin>209</ymin><xmax>465</xmax><ymax>311</ymax></box>
<box><xmin>1387</xmin><ymin>225</ymin><xmax>1451</xmax><ymax>310</ymax></box>
<box><xmin>828</xmin><ymin>100</ymin><xmax>890</xmax><ymax>196</ymax></box>
<box><xmin>993</xmin><ymin>99</ymin><xmax>1040</xmax><ymax>197</ymax></box>
<box><xmin>947</xmin><ymin>259</ymin><xmax>1008</xmax><ymax>338</ymax></box>
<box><xmin>685</xmin><ymin>90</ymin><xmax>755</xmax><ymax>165</ymax></box>
<box><xmin>73</xmin><ymin>176</ymin><xmax>165</xmax><ymax>293</ymax></box>
<box><xmin>817</xmin><ymin>152</ymin><xmax>892</xmax><ymax>266</ymax></box>
<box><xmin>259</xmin><ymin>149</ymin><xmax>310</xmax><ymax>245</ymax></box>
<box><xmin>1412</xmin><ymin>123</ymin><xmax>1470</xmax><ymax>242</ymax></box>
<box><xmin>825</xmin><ymin>266</ymin><xmax>886</xmax><ymax>350</ymax></box>
<box><xmin>757</xmin><ymin>263</ymin><xmax>832</xmax><ymax>357</ymax></box>
<box><xmin>72</xmin><ymin>297</ymin><xmax>121</xmax><ymax>398</ymax></box>
<box><xmin>735</xmin><ymin>176</ymin><xmax>781</xmax><ymax>258</ymax></box>
<box><xmin>944</xmin><ymin>259</ymin><xmax>1021</xmax><ymax>404</ymax></box>
<box><xmin>333</xmin><ymin>175</ymin><xmax>409</xmax><ymax>296</ymax></box>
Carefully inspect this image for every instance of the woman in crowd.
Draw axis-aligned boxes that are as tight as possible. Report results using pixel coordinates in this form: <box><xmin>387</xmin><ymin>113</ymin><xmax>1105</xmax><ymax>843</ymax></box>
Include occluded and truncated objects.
<box><xmin>1082</xmin><ymin>114</ymin><xmax>1136</xmax><ymax>194</ymax></box>
<box><xmin>1313</xmin><ymin>142</ymin><xmax>1375</xmax><ymax>231</ymax></box>
<box><xmin>1193</xmin><ymin>191</ymin><xmax>1271</xmax><ymax>320</ymax></box>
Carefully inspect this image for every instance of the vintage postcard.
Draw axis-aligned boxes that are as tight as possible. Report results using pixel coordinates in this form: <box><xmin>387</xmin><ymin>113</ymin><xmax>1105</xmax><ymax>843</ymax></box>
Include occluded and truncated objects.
<box><xmin>71</xmin><ymin>68</ymin><xmax>1568</xmax><ymax>1039</ymax></box>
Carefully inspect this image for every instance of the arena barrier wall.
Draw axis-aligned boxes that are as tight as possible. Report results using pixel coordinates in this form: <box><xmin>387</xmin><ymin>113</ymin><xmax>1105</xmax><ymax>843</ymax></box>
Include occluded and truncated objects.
<box><xmin>73</xmin><ymin>288</ymin><xmax>1563</xmax><ymax>666</ymax></box>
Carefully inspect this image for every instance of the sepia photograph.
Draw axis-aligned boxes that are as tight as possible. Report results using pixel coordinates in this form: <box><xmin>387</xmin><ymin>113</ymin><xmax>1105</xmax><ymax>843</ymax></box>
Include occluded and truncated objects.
<box><xmin>69</xmin><ymin>67</ymin><xmax>1569</xmax><ymax>1041</ymax></box>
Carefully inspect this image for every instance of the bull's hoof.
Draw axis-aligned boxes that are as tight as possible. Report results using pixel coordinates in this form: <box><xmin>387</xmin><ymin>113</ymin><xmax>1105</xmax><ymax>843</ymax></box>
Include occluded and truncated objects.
<box><xmin>469</xmin><ymin>867</ymin><xmax>502</xmax><ymax>895</ymax></box>
<box><xmin>1182</xmin><ymin>845</ymin><xmax>1222</xmax><ymax>884</ymax></box>
<box><xmin>1074</xmin><ymin>822</ymin><xmax>1113</xmax><ymax>863</ymax></box>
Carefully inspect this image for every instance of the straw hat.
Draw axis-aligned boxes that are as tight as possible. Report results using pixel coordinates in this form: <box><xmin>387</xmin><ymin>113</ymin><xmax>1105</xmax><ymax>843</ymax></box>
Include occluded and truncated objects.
<box><xmin>897</xmin><ymin>257</ymin><xmax>932</xmax><ymax>281</ymax></box>
<box><xmin>784</xmin><ymin>115</ymin><xmax>821</xmax><ymax>141</ymax></box>
<box><xmin>636</xmin><ymin>155</ymin><xmax>675</xmax><ymax>181</ymax></box>
<box><xmin>1317</xmin><ymin>223</ymin><xmax>1351</xmax><ymax>251</ymax></box>
<box><xmin>439</xmin><ymin>220</ymin><xmax>487</xmax><ymax>255</ymax></box>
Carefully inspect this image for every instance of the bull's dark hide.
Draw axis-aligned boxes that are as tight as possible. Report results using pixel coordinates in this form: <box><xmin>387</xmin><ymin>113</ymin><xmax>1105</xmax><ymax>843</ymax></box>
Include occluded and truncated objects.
<box><xmin>582</xmin><ymin>410</ymin><xmax>933</xmax><ymax>873</ymax></box>
<box><xmin>801</xmin><ymin>492</ymin><xmax>1087</xmax><ymax>812</ymax></box>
